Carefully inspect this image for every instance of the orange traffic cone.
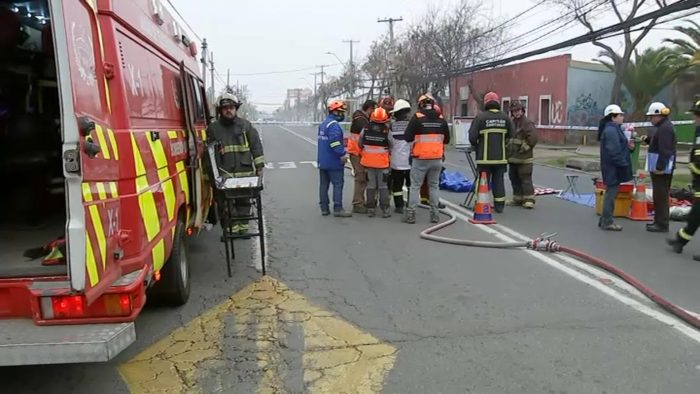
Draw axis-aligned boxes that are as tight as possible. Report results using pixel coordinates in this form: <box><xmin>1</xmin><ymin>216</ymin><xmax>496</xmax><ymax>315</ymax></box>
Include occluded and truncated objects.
<box><xmin>469</xmin><ymin>171</ymin><xmax>496</xmax><ymax>224</ymax></box>
<box><xmin>629</xmin><ymin>175</ymin><xmax>652</xmax><ymax>221</ymax></box>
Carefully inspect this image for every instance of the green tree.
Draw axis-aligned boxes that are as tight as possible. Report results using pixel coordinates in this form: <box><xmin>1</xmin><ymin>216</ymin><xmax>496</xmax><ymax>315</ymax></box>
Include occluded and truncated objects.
<box><xmin>665</xmin><ymin>20</ymin><xmax>700</xmax><ymax>65</ymax></box>
<box><xmin>599</xmin><ymin>47</ymin><xmax>689</xmax><ymax>120</ymax></box>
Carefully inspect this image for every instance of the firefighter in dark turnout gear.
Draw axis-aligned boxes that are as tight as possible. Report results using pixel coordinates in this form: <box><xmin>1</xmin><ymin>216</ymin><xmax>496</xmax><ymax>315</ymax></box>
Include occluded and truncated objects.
<box><xmin>468</xmin><ymin>91</ymin><xmax>514</xmax><ymax>213</ymax></box>
<box><xmin>348</xmin><ymin>100</ymin><xmax>378</xmax><ymax>213</ymax></box>
<box><xmin>507</xmin><ymin>100</ymin><xmax>538</xmax><ymax>209</ymax></box>
<box><xmin>667</xmin><ymin>98</ymin><xmax>700</xmax><ymax>260</ymax></box>
<box><xmin>405</xmin><ymin>94</ymin><xmax>451</xmax><ymax>224</ymax></box>
<box><xmin>207</xmin><ymin>93</ymin><xmax>265</xmax><ymax>236</ymax></box>
<box><xmin>359</xmin><ymin>107</ymin><xmax>393</xmax><ymax>218</ymax></box>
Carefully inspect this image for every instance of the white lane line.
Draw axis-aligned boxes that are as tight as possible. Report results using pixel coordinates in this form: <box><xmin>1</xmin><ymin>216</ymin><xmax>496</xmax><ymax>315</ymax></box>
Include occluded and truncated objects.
<box><xmin>278</xmin><ymin>123</ymin><xmax>700</xmax><ymax>342</ymax></box>
<box><xmin>441</xmin><ymin>200</ymin><xmax>700</xmax><ymax>343</ymax></box>
<box><xmin>278</xmin><ymin>125</ymin><xmax>317</xmax><ymax>146</ymax></box>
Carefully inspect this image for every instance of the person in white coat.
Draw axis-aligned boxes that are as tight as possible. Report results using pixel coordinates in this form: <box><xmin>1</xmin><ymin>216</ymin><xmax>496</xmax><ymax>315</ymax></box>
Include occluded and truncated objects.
<box><xmin>388</xmin><ymin>99</ymin><xmax>412</xmax><ymax>213</ymax></box>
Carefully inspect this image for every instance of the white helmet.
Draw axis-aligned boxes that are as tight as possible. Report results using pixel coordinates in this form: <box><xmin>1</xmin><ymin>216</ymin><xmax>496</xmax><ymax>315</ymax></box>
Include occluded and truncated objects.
<box><xmin>603</xmin><ymin>104</ymin><xmax>623</xmax><ymax>117</ymax></box>
<box><xmin>646</xmin><ymin>102</ymin><xmax>669</xmax><ymax>116</ymax></box>
<box><xmin>217</xmin><ymin>92</ymin><xmax>241</xmax><ymax>108</ymax></box>
<box><xmin>390</xmin><ymin>99</ymin><xmax>411</xmax><ymax>114</ymax></box>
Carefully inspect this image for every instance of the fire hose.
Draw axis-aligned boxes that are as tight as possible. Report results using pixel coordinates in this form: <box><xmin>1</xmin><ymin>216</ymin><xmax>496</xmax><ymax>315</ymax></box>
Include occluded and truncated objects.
<box><xmin>419</xmin><ymin>206</ymin><xmax>700</xmax><ymax>329</ymax></box>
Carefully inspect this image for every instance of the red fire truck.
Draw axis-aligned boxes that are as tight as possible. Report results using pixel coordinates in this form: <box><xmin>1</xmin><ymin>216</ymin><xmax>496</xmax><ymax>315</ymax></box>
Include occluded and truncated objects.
<box><xmin>0</xmin><ymin>0</ymin><xmax>212</xmax><ymax>365</ymax></box>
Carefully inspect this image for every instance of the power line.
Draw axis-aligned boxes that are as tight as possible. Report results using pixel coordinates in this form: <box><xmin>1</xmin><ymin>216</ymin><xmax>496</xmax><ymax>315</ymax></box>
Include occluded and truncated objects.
<box><xmin>165</xmin><ymin>0</ymin><xmax>203</xmax><ymax>41</ymax></box>
<box><xmin>444</xmin><ymin>0</ymin><xmax>699</xmax><ymax>78</ymax></box>
<box><xmin>218</xmin><ymin>63</ymin><xmax>342</xmax><ymax>77</ymax></box>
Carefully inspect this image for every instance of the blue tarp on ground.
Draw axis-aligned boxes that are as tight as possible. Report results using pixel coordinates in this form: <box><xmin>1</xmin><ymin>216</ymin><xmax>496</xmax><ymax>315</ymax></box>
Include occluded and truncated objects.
<box><xmin>439</xmin><ymin>171</ymin><xmax>474</xmax><ymax>193</ymax></box>
<box><xmin>557</xmin><ymin>192</ymin><xmax>596</xmax><ymax>208</ymax></box>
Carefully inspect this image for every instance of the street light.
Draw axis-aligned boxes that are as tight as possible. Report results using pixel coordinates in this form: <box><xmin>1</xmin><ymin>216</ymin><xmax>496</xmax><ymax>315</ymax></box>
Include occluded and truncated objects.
<box><xmin>325</xmin><ymin>52</ymin><xmax>346</xmax><ymax>67</ymax></box>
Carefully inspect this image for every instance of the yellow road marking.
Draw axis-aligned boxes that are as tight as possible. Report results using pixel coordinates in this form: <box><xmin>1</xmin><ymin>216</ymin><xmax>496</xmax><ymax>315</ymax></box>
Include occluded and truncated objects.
<box><xmin>119</xmin><ymin>276</ymin><xmax>396</xmax><ymax>393</ymax></box>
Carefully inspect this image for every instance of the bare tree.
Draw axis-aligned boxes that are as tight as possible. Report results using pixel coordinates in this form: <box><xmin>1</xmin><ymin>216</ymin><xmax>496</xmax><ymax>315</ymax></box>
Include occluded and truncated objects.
<box><xmin>550</xmin><ymin>0</ymin><xmax>669</xmax><ymax>104</ymax></box>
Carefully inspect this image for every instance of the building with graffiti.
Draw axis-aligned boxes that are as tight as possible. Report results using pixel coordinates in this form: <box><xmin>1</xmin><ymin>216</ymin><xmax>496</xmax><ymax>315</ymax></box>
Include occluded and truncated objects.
<box><xmin>449</xmin><ymin>54</ymin><xmax>626</xmax><ymax>128</ymax></box>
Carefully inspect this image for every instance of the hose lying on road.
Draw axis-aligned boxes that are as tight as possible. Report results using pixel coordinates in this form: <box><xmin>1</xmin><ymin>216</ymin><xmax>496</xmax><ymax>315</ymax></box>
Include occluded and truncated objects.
<box><xmin>418</xmin><ymin>205</ymin><xmax>700</xmax><ymax>329</ymax></box>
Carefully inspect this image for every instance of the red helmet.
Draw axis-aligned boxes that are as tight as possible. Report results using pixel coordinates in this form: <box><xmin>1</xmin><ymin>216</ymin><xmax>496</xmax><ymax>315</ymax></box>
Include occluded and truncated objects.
<box><xmin>370</xmin><ymin>107</ymin><xmax>390</xmax><ymax>123</ymax></box>
<box><xmin>328</xmin><ymin>100</ymin><xmax>347</xmax><ymax>113</ymax></box>
<box><xmin>484</xmin><ymin>92</ymin><xmax>500</xmax><ymax>105</ymax></box>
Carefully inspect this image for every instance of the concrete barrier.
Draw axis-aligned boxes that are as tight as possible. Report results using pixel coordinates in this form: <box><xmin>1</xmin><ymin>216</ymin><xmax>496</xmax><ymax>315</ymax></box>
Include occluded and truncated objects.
<box><xmin>566</xmin><ymin>158</ymin><xmax>600</xmax><ymax>172</ymax></box>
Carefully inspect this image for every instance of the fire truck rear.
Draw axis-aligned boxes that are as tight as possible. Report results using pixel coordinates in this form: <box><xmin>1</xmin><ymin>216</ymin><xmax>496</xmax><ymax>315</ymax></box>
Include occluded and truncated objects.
<box><xmin>0</xmin><ymin>0</ymin><xmax>212</xmax><ymax>366</ymax></box>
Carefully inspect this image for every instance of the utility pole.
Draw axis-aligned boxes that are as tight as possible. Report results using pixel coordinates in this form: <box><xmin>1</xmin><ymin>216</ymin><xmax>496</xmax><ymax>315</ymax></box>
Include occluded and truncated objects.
<box><xmin>208</xmin><ymin>52</ymin><xmax>215</xmax><ymax>103</ymax></box>
<box><xmin>200</xmin><ymin>38</ymin><xmax>208</xmax><ymax>92</ymax></box>
<box><xmin>310</xmin><ymin>72</ymin><xmax>320</xmax><ymax>121</ymax></box>
<box><xmin>226</xmin><ymin>68</ymin><xmax>231</xmax><ymax>92</ymax></box>
<box><xmin>342</xmin><ymin>39</ymin><xmax>359</xmax><ymax>93</ymax></box>
<box><xmin>378</xmin><ymin>17</ymin><xmax>403</xmax><ymax>97</ymax></box>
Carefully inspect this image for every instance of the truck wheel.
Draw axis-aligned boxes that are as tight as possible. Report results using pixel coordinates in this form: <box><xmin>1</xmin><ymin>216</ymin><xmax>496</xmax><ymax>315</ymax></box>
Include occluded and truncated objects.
<box><xmin>152</xmin><ymin>218</ymin><xmax>191</xmax><ymax>306</ymax></box>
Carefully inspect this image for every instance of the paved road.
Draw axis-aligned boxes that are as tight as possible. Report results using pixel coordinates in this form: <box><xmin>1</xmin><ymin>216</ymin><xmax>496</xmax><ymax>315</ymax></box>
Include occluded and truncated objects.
<box><xmin>2</xmin><ymin>123</ymin><xmax>699</xmax><ymax>393</ymax></box>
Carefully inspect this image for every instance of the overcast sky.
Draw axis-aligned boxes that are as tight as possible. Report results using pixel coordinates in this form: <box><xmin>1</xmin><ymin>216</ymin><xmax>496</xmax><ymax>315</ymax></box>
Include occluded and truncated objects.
<box><xmin>168</xmin><ymin>0</ymin><xmax>694</xmax><ymax>112</ymax></box>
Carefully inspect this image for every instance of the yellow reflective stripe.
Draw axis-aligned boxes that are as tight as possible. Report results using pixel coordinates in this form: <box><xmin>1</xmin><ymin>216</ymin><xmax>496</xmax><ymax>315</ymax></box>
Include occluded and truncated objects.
<box><xmin>167</xmin><ymin>130</ymin><xmax>179</xmax><ymax>139</ymax></box>
<box><xmin>153</xmin><ymin>239</ymin><xmax>165</xmax><ymax>271</ymax></box>
<box><xmin>95</xmin><ymin>125</ymin><xmax>110</xmax><ymax>159</ymax></box>
<box><xmin>85</xmin><ymin>235</ymin><xmax>99</xmax><ymax>287</ymax></box>
<box><xmin>176</xmin><ymin>161</ymin><xmax>190</xmax><ymax>205</ymax></box>
<box><xmin>679</xmin><ymin>228</ymin><xmax>693</xmax><ymax>241</ymax></box>
<box><xmin>479</xmin><ymin>128</ymin><xmax>507</xmax><ymax>135</ymax></box>
<box><xmin>234</xmin><ymin>171</ymin><xmax>256</xmax><ymax>177</ymax></box>
<box><xmin>131</xmin><ymin>134</ymin><xmax>146</xmax><ymax>176</ymax></box>
<box><xmin>201</xmin><ymin>129</ymin><xmax>207</xmax><ymax>140</ymax></box>
<box><xmin>254</xmin><ymin>156</ymin><xmax>265</xmax><ymax>165</ymax></box>
<box><xmin>494</xmin><ymin>197</ymin><xmax>506</xmax><ymax>202</ymax></box>
<box><xmin>223</xmin><ymin>145</ymin><xmax>250</xmax><ymax>153</ymax></box>
<box><xmin>107</xmin><ymin>129</ymin><xmax>119</xmax><ymax>160</ymax></box>
<box><xmin>694</xmin><ymin>149</ymin><xmax>700</xmax><ymax>157</ymax></box>
<box><xmin>88</xmin><ymin>204</ymin><xmax>107</xmax><ymax>269</ymax></box>
<box><xmin>330</xmin><ymin>141</ymin><xmax>342</xmax><ymax>148</ymax></box>
<box><xmin>82</xmin><ymin>183</ymin><xmax>93</xmax><ymax>202</ymax></box>
<box><xmin>363</xmin><ymin>146</ymin><xmax>388</xmax><ymax>153</ymax></box>
<box><xmin>134</xmin><ymin>133</ymin><xmax>160</xmax><ymax>243</ymax></box>
<box><xmin>477</xmin><ymin>159</ymin><xmax>509</xmax><ymax>164</ymax></box>
<box><xmin>96</xmin><ymin>182</ymin><xmax>107</xmax><ymax>200</ymax></box>
<box><xmin>392</xmin><ymin>191</ymin><xmax>403</xmax><ymax>196</ymax></box>
<box><xmin>148</xmin><ymin>133</ymin><xmax>169</xmax><ymax>169</ymax></box>
<box><xmin>109</xmin><ymin>182</ymin><xmax>118</xmax><ymax>198</ymax></box>
<box><xmin>694</xmin><ymin>192</ymin><xmax>700</xmax><ymax>198</ymax></box>
<box><xmin>159</xmin><ymin>168</ymin><xmax>176</xmax><ymax>222</ymax></box>
<box><xmin>690</xmin><ymin>163</ymin><xmax>700</xmax><ymax>175</ymax></box>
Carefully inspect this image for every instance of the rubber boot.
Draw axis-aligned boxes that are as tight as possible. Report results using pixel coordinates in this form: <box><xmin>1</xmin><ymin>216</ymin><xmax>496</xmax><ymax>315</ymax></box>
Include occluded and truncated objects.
<box><xmin>382</xmin><ymin>208</ymin><xmax>391</xmax><ymax>218</ymax></box>
<box><xmin>667</xmin><ymin>231</ymin><xmax>688</xmax><ymax>254</ymax></box>
<box><xmin>353</xmin><ymin>205</ymin><xmax>368</xmax><ymax>214</ymax></box>
<box><xmin>404</xmin><ymin>209</ymin><xmax>416</xmax><ymax>224</ymax></box>
<box><xmin>367</xmin><ymin>208</ymin><xmax>376</xmax><ymax>218</ymax></box>
<box><xmin>394</xmin><ymin>195</ymin><xmax>404</xmax><ymax>214</ymax></box>
<box><xmin>430</xmin><ymin>211</ymin><xmax>439</xmax><ymax>223</ymax></box>
<box><xmin>522</xmin><ymin>201</ymin><xmax>535</xmax><ymax>209</ymax></box>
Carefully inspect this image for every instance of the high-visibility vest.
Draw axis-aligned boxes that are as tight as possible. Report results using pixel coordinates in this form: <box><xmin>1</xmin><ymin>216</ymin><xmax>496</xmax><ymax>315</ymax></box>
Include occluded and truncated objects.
<box><xmin>347</xmin><ymin>133</ymin><xmax>361</xmax><ymax>155</ymax></box>
<box><xmin>360</xmin><ymin>145</ymin><xmax>390</xmax><ymax>168</ymax></box>
<box><xmin>412</xmin><ymin>133</ymin><xmax>445</xmax><ymax>160</ymax></box>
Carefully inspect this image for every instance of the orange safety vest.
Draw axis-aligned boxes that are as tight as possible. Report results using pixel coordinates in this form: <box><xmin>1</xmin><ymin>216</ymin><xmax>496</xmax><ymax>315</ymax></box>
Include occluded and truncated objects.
<box><xmin>347</xmin><ymin>133</ymin><xmax>361</xmax><ymax>155</ymax></box>
<box><xmin>412</xmin><ymin>134</ymin><xmax>445</xmax><ymax>160</ymax></box>
<box><xmin>360</xmin><ymin>145</ymin><xmax>390</xmax><ymax>169</ymax></box>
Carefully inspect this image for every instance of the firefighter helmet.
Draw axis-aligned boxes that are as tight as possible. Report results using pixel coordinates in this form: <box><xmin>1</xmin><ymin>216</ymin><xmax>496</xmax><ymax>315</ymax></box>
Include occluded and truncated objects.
<box><xmin>646</xmin><ymin>102</ymin><xmax>670</xmax><ymax>116</ymax></box>
<box><xmin>370</xmin><ymin>107</ymin><xmax>389</xmax><ymax>123</ymax></box>
<box><xmin>327</xmin><ymin>100</ymin><xmax>347</xmax><ymax>113</ymax></box>
<box><xmin>217</xmin><ymin>93</ymin><xmax>241</xmax><ymax>109</ymax></box>
<box><xmin>390</xmin><ymin>99</ymin><xmax>411</xmax><ymax>114</ymax></box>
<box><xmin>604</xmin><ymin>104</ymin><xmax>624</xmax><ymax>117</ymax></box>
<box><xmin>380</xmin><ymin>96</ymin><xmax>395</xmax><ymax>111</ymax></box>
<box><xmin>417</xmin><ymin>94</ymin><xmax>435</xmax><ymax>105</ymax></box>
<box><xmin>484</xmin><ymin>92</ymin><xmax>500</xmax><ymax>105</ymax></box>
<box><xmin>510</xmin><ymin>100</ymin><xmax>525</xmax><ymax>112</ymax></box>
<box><xmin>687</xmin><ymin>99</ymin><xmax>700</xmax><ymax>115</ymax></box>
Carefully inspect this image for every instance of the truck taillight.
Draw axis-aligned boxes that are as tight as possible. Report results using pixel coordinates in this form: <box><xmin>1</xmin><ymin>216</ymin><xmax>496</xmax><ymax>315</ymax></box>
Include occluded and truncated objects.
<box><xmin>104</xmin><ymin>294</ymin><xmax>132</xmax><ymax>316</ymax></box>
<box><xmin>46</xmin><ymin>295</ymin><xmax>86</xmax><ymax>319</ymax></box>
<box><xmin>41</xmin><ymin>294</ymin><xmax>134</xmax><ymax>320</ymax></box>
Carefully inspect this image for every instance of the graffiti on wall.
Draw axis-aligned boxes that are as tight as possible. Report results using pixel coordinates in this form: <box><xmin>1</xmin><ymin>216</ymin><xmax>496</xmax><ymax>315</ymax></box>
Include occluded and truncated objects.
<box><xmin>567</xmin><ymin>94</ymin><xmax>602</xmax><ymax>127</ymax></box>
